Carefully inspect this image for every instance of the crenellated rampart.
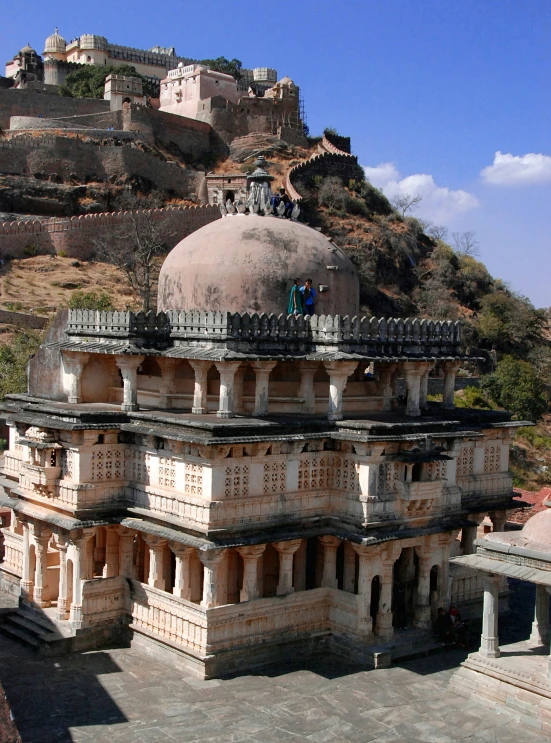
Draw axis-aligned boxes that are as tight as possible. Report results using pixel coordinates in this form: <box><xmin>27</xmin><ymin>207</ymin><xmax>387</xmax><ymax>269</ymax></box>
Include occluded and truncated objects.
<box><xmin>283</xmin><ymin>134</ymin><xmax>362</xmax><ymax>201</ymax></box>
<box><xmin>0</xmin><ymin>205</ymin><xmax>221</xmax><ymax>260</ymax></box>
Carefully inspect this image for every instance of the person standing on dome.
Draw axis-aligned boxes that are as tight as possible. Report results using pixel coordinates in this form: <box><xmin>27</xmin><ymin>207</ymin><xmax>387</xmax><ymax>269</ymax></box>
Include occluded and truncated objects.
<box><xmin>287</xmin><ymin>278</ymin><xmax>303</xmax><ymax>316</ymax></box>
<box><xmin>300</xmin><ymin>279</ymin><xmax>317</xmax><ymax>316</ymax></box>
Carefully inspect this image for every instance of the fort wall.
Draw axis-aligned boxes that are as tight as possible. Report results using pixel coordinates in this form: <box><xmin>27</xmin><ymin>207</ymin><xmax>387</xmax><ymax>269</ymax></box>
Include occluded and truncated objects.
<box><xmin>0</xmin><ymin>88</ymin><xmax>109</xmax><ymax>130</ymax></box>
<box><xmin>0</xmin><ymin>205</ymin><xmax>220</xmax><ymax>260</ymax></box>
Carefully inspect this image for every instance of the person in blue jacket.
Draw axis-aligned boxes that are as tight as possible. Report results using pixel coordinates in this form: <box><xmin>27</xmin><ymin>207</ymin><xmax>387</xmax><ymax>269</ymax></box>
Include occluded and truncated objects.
<box><xmin>300</xmin><ymin>279</ymin><xmax>317</xmax><ymax>315</ymax></box>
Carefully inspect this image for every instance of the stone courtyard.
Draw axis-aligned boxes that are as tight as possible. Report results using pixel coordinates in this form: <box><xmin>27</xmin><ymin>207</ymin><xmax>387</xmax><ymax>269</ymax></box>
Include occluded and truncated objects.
<box><xmin>0</xmin><ymin>588</ymin><xmax>548</xmax><ymax>743</ymax></box>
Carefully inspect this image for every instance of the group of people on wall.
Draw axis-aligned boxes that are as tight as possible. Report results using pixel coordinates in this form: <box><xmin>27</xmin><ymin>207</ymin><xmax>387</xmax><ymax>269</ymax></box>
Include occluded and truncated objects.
<box><xmin>287</xmin><ymin>279</ymin><xmax>317</xmax><ymax>316</ymax></box>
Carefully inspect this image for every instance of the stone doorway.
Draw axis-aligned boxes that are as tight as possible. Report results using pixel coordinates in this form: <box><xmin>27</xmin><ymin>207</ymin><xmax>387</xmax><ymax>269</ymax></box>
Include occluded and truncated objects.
<box><xmin>392</xmin><ymin>547</ymin><xmax>419</xmax><ymax>629</ymax></box>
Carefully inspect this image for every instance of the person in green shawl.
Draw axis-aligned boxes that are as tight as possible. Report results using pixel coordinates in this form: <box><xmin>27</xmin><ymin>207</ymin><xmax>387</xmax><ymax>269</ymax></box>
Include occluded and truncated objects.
<box><xmin>287</xmin><ymin>278</ymin><xmax>303</xmax><ymax>315</ymax></box>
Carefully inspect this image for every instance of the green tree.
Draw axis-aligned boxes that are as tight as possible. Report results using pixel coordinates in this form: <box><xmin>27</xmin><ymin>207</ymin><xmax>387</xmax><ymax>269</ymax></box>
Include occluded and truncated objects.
<box><xmin>59</xmin><ymin>64</ymin><xmax>154</xmax><ymax>99</ymax></box>
<box><xmin>476</xmin><ymin>291</ymin><xmax>545</xmax><ymax>356</ymax></box>
<box><xmin>481</xmin><ymin>356</ymin><xmax>548</xmax><ymax>422</ymax></box>
<box><xmin>68</xmin><ymin>290</ymin><xmax>114</xmax><ymax>311</ymax></box>
<box><xmin>198</xmin><ymin>57</ymin><xmax>242</xmax><ymax>80</ymax></box>
<box><xmin>0</xmin><ymin>330</ymin><xmax>43</xmax><ymax>400</ymax></box>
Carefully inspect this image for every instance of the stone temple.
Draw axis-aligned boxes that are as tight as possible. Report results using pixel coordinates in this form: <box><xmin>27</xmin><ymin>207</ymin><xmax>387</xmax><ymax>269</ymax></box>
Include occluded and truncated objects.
<box><xmin>0</xmin><ymin>173</ymin><xmax>525</xmax><ymax>677</ymax></box>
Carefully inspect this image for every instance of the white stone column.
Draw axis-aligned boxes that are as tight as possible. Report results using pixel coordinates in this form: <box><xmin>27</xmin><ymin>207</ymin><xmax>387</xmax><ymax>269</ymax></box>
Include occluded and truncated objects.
<box><xmin>490</xmin><ymin>510</ymin><xmax>507</xmax><ymax>533</ymax></box>
<box><xmin>250</xmin><ymin>361</ymin><xmax>277</xmax><ymax>416</ymax></box>
<box><xmin>64</xmin><ymin>352</ymin><xmax>90</xmax><ymax>404</ymax></box>
<box><xmin>297</xmin><ymin>362</ymin><xmax>318</xmax><ymax>413</ymax></box>
<box><xmin>530</xmin><ymin>584</ymin><xmax>550</xmax><ymax>646</ymax></box>
<box><xmin>20</xmin><ymin>521</ymin><xmax>33</xmax><ymax>602</ymax></box>
<box><xmin>56</xmin><ymin>537</ymin><xmax>69</xmax><ymax>620</ymax></box>
<box><xmin>273</xmin><ymin>540</ymin><xmax>302</xmax><ymax>596</ymax></box>
<box><xmin>233</xmin><ymin>366</ymin><xmax>245</xmax><ymax>414</ymax></box>
<box><xmin>353</xmin><ymin>545</ymin><xmax>374</xmax><ymax>635</ymax></box>
<box><xmin>377</xmin><ymin>561</ymin><xmax>394</xmax><ymax>639</ymax></box>
<box><xmin>116</xmin><ymin>356</ymin><xmax>144</xmax><ymax>412</ymax></box>
<box><xmin>200</xmin><ymin>549</ymin><xmax>225</xmax><ymax>608</ymax></box>
<box><xmin>144</xmin><ymin>535</ymin><xmax>168</xmax><ymax>590</ymax></box>
<box><xmin>118</xmin><ymin>527</ymin><xmax>135</xmax><ymax>579</ymax></box>
<box><xmin>171</xmin><ymin>544</ymin><xmax>194</xmax><ymax>600</ymax></box>
<box><xmin>378</xmin><ymin>362</ymin><xmax>398</xmax><ymax>412</ymax></box>
<box><xmin>189</xmin><ymin>360</ymin><xmax>212</xmax><ymax>414</ymax></box>
<box><xmin>419</xmin><ymin>368</ymin><xmax>431</xmax><ymax>410</ymax></box>
<box><xmin>158</xmin><ymin>358</ymin><xmax>179</xmax><ymax>409</ymax></box>
<box><xmin>415</xmin><ymin>555</ymin><xmax>432</xmax><ymax>628</ymax></box>
<box><xmin>215</xmin><ymin>361</ymin><xmax>242</xmax><ymax>419</ymax></box>
<box><xmin>460</xmin><ymin>525</ymin><xmax>478</xmax><ymax>555</ymax></box>
<box><xmin>237</xmin><ymin>544</ymin><xmax>266</xmax><ymax>602</ymax></box>
<box><xmin>404</xmin><ymin>364</ymin><xmax>428</xmax><ymax>417</ymax></box>
<box><xmin>323</xmin><ymin>362</ymin><xmax>358</xmax><ymax>421</ymax></box>
<box><xmin>441</xmin><ymin>360</ymin><xmax>461</xmax><ymax>410</ymax></box>
<box><xmin>319</xmin><ymin>535</ymin><xmax>341</xmax><ymax>588</ymax></box>
<box><xmin>69</xmin><ymin>528</ymin><xmax>95</xmax><ymax>627</ymax></box>
<box><xmin>480</xmin><ymin>574</ymin><xmax>501</xmax><ymax>658</ymax></box>
<box><xmin>102</xmin><ymin>526</ymin><xmax>120</xmax><ymax>578</ymax></box>
<box><xmin>33</xmin><ymin>531</ymin><xmax>52</xmax><ymax>608</ymax></box>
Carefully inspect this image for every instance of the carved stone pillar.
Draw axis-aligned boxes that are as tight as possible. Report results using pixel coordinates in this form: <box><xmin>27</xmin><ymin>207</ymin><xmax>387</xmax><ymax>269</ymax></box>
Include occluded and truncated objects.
<box><xmin>489</xmin><ymin>510</ymin><xmax>507</xmax><ymax>533</ymax></box>
<box><xmin>33</xmin><ymin>531</ymin><xmax>52</xmax><ymax>608</ymax></box>
<box><xmin>64</xmin><ymin>352</ymin><xmax>90</xmax><ymax>404</ymax></box>
<box><xmin>273</xmin><ymin>540</ymin><xmax>302</xmax><ymax>596</ymax></box>
<box><xmin>251</xmin><ymin>361</ymin><xmax>277</xmax><ymax>416</ymax></box>
<box><xmin>353</xmin><ymin>545</ymin><xmax>374</xmax><ymax>635</ymax></box>
<box><xmin>20</xmin><ymin>521</ymin><xmax>33</xmax><ymax>601</ymax></box>
<box><xmin>404</xmin><ymin>363</ymin><xmax>432</xmax><ymax>417</ymax></box>
<box><xmin>233</xmin><ymin>366</ymin><xmax>245</xmax><ymax>414</ymax></box>
<box><xmin>189</xmin><ymin>360</ymin><xmax>212</xmax><ymax>414</ymax></box>
<box><xmin>69</xmin><ymin>528</ymin><xmax>95</xmax><ymax>627</ymax></box>
<box><xmin>319</xmin><ymin>535</ymin><xmax>341</xmax><ymax>588</ymax></box>
<box><xmin>171</xmin><ymin>544</ymin><xmax>194</xmax><ymax>600</ymax></box>
<box><xmin>343</xmin><ymin>541</ymin><xmax>357</xmax><ymax>593</ymax></box>
<box><xmin>376</xmin><ymin>561</ymin><xmax>394</xmax><ymax>639</ymax></box>
<box><xmin>480</xmin><ymin>574</ymin><xmax>501</xmax><ymax>658</ymax></box>
<box><xmin>441</xmin><ymin>360</ymin><xmax>461</xmax><ymax>410</ymax></box>
<box><xmin>144</xmin><ymin>535</ymin><xmax>168</xmax><ymax>590</ymax></box>
<box><xmin>297</xmin><ymin>362</ymin><xmax>317</xmax><ymax>414</ymax></box>
<box><xmin>415</xmin><ymin>555</ymin><xmax>432</xmax><ymax>628</ymax></box>
<box><xmin>460</xmin><ymin>525</ymin><xmax>478</xmax><ymax>555</ymax></box>
<box><xmin>102</xmin><ymin>526</ymin><xmax>120</xmax><ymax>578</ymax></box>
<box><xmin>200</xmin><ymin>549</ymin><xmax>225</xmax><ymax>608</ymax></box>
<box><xmin>237</xmin><ymin>544</ymin><xmax>266</xmax><ymax>602</ymax></box>
<box><xmin>116</xmin><ymin>356</ymin><xmax>144</xmax><ymax>412</ymax></box>
<box><xmin>378</xmin><ymin>362</ymin><xmax>399</xmax><ymax>412</ymax></box>
<box><xmin>215</xmin><ymin>361</ymin><xmax>242</xmax><ymax>419</ymax></box>
<box><xmin>158</xmin><ymin>358</ymin><xmax>179</xmax><ymax>409</ymax></box>
<box><xmin>56</xmin><ymin>537</ymin><xmax>69</xmax><ymax>620</ymax></box>
<box><xmin>323</xmin><ymin>361</ymin><xmax>358</xmax><ymax>421</ymax></box>
<box><xmin>419</xmin><ymin>368</ymin><xmax>431</xmax><ymax>410</ymax></box>
<box><xmin>530</xmin><ymin>584</ymin><xmax>550</xmax><ymax>646</ymax></box>
<box><xmin>118</xmin><ymin>527</ymin><xmax>135</xmax><ymax>579</ymax></box>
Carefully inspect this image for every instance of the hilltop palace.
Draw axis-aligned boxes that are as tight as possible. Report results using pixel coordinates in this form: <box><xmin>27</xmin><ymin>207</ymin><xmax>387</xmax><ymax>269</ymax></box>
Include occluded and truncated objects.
<box><xmin>0</xmin><ymin>163</ymin><xmax>525</xmax><ymax>678</ymax></box>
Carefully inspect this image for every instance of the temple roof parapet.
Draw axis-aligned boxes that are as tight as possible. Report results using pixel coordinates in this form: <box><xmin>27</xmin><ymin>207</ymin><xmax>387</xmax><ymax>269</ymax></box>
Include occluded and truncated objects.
<box><xmin>63</xmin><ymin>309</ymin><xmax>464</xmax><ymax>359</ymax></box>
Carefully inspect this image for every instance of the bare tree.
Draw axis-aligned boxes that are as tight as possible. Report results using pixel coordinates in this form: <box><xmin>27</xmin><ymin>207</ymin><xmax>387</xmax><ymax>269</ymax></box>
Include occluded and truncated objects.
<box><xmin>390</xmin><ymin>192</ymin><xmax>423</xmax><ymax>216</ymax></box>
<box><xmin>94</xmin><ymin>212</ymin><xmax>175</xmax><ymax>312</ymax></box>
<box><xmin>452</xmin><ymin>231</ymin><xmax>480</xmax><ymax>257</ymax></box>
<box><xmin>424</xmin><ymin>222</ymin><xmax>449</xmax><ymax>241</ymax></box>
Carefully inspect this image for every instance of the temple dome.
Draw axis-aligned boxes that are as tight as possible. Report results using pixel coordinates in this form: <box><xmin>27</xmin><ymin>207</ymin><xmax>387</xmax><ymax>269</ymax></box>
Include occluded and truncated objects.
<box><xmin>20</xmin><ymin>44</ymin><xmax>37</xmax><ymax>55</ymax></box>
<box><xmin>157</xmin><ymin>215</ymin><xmax>360</xmax><ymax>316</ymax></box>
<box><xmin>44</xmin><ymin>28</ymin><xmax>66</xmax><ymax>54</ymax></box>
<box><xmin>485</xmin><ymin>503</ymin><xmax>551</xmax><ymax>552</ymax></box>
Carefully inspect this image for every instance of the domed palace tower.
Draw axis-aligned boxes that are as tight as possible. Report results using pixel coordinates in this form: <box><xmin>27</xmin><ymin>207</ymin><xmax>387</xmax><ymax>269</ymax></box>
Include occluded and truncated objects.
<box><xmin>0</xmin><ymin>166</ymin><xmax>525</xmax><ymax>677</ymax></box>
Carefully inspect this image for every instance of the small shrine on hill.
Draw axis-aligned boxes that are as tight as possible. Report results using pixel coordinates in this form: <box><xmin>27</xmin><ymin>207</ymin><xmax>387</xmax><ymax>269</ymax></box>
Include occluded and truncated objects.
<box><xmin>0</xmin><ymin>166</ymin><xmax>526</xmax><ymax>677</ymax></box>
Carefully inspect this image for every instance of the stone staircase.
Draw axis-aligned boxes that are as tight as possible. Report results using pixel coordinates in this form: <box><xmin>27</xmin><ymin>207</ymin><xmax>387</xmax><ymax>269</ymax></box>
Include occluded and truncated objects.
<box><xmin>0</xmin><ymin>604</ymin><xmax>73</xmax><ymax>656</ymax></box>
<box><xmin>367</xmin><ymin>627</ymin><xmax>453</xmax><ymax>668</ymax></box>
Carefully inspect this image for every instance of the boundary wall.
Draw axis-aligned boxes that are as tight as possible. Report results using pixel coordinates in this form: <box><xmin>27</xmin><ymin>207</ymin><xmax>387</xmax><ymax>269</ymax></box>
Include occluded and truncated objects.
<box><xmin>0</xmin><ymin>205</ymin><xmax>221</xmax><ymax>260</ymax></box>
<box><xmin>283</xmin><ymin>134</ymin><xmax>363</xmax><ymax>200</ymax></box>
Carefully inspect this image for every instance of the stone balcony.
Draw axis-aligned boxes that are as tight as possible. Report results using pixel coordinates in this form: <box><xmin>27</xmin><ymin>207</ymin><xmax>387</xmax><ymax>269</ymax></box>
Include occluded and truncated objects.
<box><xmin>20</xmin><ymin>462</ymin><xmax>61</xmax><ymax>491</ymax></box>
<box><xmin>62</xmin><ymin>309</ymin><xmax>464</xmax><ymax>360</ymax></box>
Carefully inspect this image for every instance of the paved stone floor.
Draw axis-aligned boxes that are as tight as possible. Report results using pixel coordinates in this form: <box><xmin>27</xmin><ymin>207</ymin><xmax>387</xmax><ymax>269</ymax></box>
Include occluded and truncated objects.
<box><xmin>1</xmin><ymin>630</ymin><xmax>550</xmax><ymax>743</ymax></box>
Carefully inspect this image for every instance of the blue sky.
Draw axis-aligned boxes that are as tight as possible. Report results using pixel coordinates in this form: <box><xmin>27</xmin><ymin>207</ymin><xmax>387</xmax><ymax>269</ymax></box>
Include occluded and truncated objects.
<box><xmin>2</xmin><ymin>0</ymin><xmax>550</xmax><ymax>307</ymax></box>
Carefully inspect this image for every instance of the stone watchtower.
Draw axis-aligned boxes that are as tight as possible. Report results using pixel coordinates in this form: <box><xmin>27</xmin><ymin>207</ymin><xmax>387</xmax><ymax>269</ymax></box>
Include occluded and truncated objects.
<box><xmin>103</xmin><ymin>74</ymin><xmax>146</xmax><ymax>110</ymax></box>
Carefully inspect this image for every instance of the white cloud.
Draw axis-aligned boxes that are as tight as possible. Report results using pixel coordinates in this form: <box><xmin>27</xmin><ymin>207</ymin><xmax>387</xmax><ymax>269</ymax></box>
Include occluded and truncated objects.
<box><xmin>480</xmin><ymin>151</ymin><xmax>551</xmax><ymax>185</ymax></box>
<box><xmin>363</xmin><ymin>162</ymin><xmax>479</xmax><ymax>223</ymax></box>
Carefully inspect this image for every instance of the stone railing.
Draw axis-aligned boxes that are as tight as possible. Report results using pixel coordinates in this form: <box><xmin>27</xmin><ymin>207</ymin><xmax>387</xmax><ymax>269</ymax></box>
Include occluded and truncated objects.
<box><xmin>130</xmin><ymin>580</ymin><xmax>207</xmax><ymax>654</ymax></box>
<box><xmin>0</xmin><ymin>529</ymin><xmax>23</xmax><ymax>576</ymax></box>
<box><xmin>458</xmin><ymin>472</ymin><xmax>513</xmax><ymax>501</ymax></box>
<box><xmin>206</xmin><ymin>587</ymin><xmax>333</xmax><ymax>652</ymax></box>
<box><xmin>66</xmin><ymin>309</ymin><xmax>462</xmax><ymax>356</ymax></box>
<box><xmin>81</xmin><ymin>576</ymin><xmax>130</xmax><ymax>628</ymax></box>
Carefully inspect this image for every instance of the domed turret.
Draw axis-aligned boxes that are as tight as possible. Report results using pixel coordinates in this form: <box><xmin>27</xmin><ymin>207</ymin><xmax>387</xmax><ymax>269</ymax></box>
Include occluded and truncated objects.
<box><xmin>157</xmin><ymin>215</ymin><xmax>359</xmax><ymax>316</ymax></box>
<box><xmin>44</xmin><ymin>28</ymin><xmax>66</xmax><ymax>57</ymax></box>
<box><xmin>20</xmin><ymin>44</ymin><xmax>37</xmax><ymax>55</ymax></box>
